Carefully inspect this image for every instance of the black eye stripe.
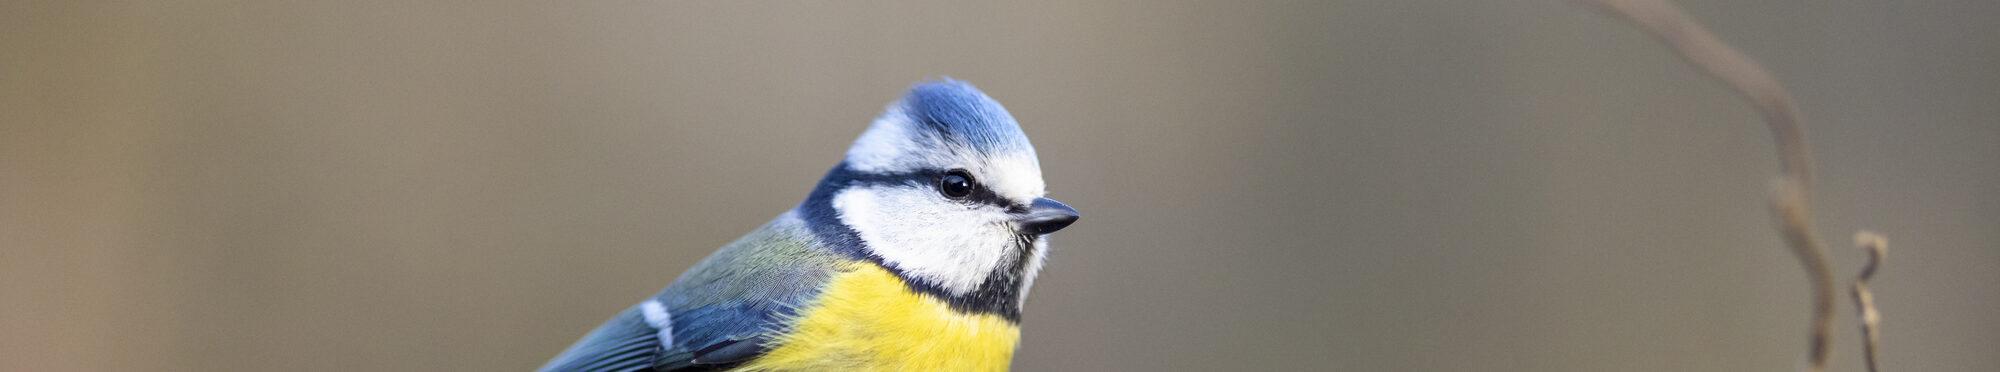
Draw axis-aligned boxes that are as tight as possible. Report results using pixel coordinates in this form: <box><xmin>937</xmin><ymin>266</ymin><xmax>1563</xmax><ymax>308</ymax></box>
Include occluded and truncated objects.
<box><xmin>954</xmin><ymin>182</ymin><xmax>1011</xmax><ymax>208</ymax></box>
<box><xmin>827</xmin><ymin>165</ymin><xmax>1015</xmax><ymax>208</ymax></box>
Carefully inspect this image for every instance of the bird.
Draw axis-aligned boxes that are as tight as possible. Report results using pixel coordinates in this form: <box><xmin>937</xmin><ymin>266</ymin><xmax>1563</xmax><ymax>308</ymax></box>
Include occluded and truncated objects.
<box><xmin>538</xmin><ymin>79</ymin><xmax>1080</xmax><ymax>372</ymax></box>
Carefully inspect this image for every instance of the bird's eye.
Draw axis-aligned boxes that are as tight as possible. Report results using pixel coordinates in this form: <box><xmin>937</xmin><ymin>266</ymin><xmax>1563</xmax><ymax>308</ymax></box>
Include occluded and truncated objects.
<box><xmin>938</xmin><ymin>170</ymin><xmax>976</xmax><ymax>199</ymax></box>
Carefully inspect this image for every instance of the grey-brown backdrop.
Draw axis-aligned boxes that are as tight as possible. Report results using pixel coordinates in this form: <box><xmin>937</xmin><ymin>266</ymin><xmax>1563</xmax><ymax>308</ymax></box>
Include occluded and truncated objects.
<box><xmin>5</xmin><ymin>1</ymin><xmax>1994</xmax><ymax>371</ymax></box>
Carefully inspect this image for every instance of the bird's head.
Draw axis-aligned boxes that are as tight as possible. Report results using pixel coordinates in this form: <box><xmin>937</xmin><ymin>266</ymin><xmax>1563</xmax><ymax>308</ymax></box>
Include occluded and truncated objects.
<box><xmin>801</xmin><ymin>79</ymin><xmax>1077</xmax><ymax>317</ymax></box>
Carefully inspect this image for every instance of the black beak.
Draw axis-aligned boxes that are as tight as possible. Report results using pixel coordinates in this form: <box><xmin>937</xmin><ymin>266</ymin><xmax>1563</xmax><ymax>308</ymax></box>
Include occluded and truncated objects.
<box><xmin>1015</xmin><ymin>198</ymin><xmax>1080</xmax><ymax>235</ymax></box>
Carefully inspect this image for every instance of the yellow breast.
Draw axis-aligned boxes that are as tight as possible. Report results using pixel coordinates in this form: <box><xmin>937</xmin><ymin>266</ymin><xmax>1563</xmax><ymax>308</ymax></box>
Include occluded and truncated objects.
<box><xmin>733</xmin><ymin>262</ymin><xmax>1021</xmax><ymax>372</ymax></box>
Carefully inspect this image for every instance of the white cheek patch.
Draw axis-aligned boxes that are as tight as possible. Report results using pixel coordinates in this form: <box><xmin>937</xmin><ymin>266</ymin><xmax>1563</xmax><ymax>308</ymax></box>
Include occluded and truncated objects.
<box><xmin>832</xmin><ymin>186</ymin><xmax>1019</xmax><ymax>295</ymax></box>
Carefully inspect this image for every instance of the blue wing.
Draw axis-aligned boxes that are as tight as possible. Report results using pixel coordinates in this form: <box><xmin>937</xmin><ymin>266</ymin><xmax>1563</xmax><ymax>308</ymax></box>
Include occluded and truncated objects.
<box><xmin>539</xmin><ymin>212</ymin><xmax>852</xmax><ymax>372</ymax></box>
<box><xmin>536</xmin><ymin>302</ymin><xmax>780</xmax><ymax>372</ymax></box>
<box><xmin>538</xmin><ymin>307</ymin><xmax>664</xmax><ymax>372</ymax></box>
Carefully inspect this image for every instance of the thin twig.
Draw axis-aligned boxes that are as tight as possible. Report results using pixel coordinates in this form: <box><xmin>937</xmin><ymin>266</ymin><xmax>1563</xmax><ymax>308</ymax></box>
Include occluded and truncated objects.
<box><xmin>1562</xmin><ymin>1</ymin><xmax>1836</xmax><ymax>371</ymax></box>
<box><xmin>1852</xmin><ymin>231</ymin><xmax>1887</xmax><ymax>372</ymax></box>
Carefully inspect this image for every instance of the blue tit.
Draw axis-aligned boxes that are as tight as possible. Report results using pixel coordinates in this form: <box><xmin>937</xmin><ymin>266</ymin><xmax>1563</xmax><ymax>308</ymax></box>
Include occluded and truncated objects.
<box><xmin>538</xmin><ymin>79</ymin><xmax>1080</xmax><ymax>372</ymax></box>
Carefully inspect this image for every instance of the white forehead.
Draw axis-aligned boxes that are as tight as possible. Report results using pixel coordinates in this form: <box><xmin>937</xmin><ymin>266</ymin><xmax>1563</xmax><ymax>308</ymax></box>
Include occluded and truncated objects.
<box><xmin>846</xmin><ymin>104</ymin><xmax>1047</xmax><ymax>201</ymax></box>
<box><xmin>982</xmin><ymin>152</ymin><xmax>1046</xmax><ymax>201</ymax></box>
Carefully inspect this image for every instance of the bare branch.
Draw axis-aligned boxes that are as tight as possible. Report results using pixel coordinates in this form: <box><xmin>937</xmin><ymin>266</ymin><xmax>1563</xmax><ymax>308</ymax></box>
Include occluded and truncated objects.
<box><xmin>1769</xmin><ymin>176</ymin><xmax>1836</xmax><ymax>372</ymax></box>
<box><xmin>1852</xmin><ymin>231</ymin><xmax>1888</xmax><ymax>372</ymax></box>
<box><xmin>1563</xmin><ymin>1</ymin><xmax>1836</xmax><ymax>371</ymax></box>
<box><xmin>1564</xmin><ymin>0</ymin><xmax>1812</xmax><ymax>187</ymax></box>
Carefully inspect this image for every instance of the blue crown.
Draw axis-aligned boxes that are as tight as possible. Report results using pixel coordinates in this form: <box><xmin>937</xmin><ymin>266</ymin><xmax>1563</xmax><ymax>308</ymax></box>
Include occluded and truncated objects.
<box><xmin>899</xmin><ymin>79</ymin><xmax>1032</xmax><ymax>155</ymax></box>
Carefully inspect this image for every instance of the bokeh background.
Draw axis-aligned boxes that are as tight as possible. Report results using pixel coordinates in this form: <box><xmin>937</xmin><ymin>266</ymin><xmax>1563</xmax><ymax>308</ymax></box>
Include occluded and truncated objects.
<box><xmin>5</xmin><ymin>1</ymin><xmax>1995</xmax><ymax>371</ymax></box>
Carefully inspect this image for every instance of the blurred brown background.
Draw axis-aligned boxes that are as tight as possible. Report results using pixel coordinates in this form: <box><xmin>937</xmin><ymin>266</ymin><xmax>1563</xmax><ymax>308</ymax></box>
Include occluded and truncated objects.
<box><xmin>4</xmin><ymin>1</ymin><xmax>1995</xmax><ymax>371</ymax></box>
